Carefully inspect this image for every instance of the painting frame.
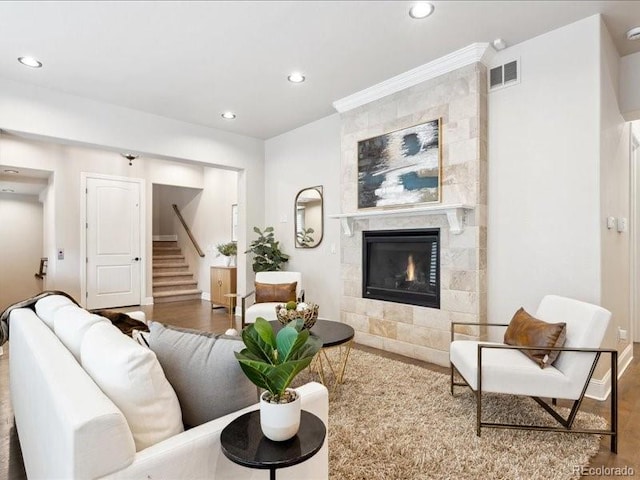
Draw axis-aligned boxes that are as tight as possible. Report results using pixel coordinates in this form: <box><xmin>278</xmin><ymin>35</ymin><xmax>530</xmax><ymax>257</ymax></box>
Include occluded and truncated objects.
<box><xmin>357</xmin><ymin>118</ymin><xmax>442</xmax><ymax>210</ymax></box>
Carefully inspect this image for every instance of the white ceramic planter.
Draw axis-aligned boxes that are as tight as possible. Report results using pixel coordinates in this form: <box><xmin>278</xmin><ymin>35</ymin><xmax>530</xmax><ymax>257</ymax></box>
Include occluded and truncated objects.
<box><xmin>259</xmin><ymin>389</ymin><xmax>301</xmax><ymax>441</ymax></box>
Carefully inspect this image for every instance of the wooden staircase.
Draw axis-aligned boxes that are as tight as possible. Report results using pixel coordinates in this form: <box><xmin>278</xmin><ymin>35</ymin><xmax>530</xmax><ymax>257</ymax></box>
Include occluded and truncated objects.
<box><xmin>152</xmin><ymin>240</ymin><xmax>202</xmax><ymax>303</ymax></box>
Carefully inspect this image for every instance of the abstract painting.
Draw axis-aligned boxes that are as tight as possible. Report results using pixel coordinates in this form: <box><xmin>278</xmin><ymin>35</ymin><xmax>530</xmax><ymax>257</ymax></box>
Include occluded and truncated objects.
<box><xmin>357</xmin><ymin>118</ymin><xmax>441</xmax><ymax>209</ymax></box>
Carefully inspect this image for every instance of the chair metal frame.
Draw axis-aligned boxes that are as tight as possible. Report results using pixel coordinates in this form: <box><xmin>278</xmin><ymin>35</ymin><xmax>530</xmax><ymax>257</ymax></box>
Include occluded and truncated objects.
<box><xmin>450</xmin><ymin>322</ymin><xmax>618</xmax><ymax>453</ymax></box>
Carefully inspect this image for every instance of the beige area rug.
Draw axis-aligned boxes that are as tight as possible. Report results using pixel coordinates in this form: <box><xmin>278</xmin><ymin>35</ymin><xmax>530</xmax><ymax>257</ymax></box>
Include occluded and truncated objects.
<box><xmin>295</xmin><ymin>348</ymin><xmax>607</xmax><ymax>480</ymax></box>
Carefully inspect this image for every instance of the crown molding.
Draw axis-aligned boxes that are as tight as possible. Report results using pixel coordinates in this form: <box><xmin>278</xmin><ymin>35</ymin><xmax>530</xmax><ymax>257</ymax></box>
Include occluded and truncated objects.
<box><xmin>332</xmin><ymin>42</ymin><xmax>494</xmax><ymax>113</ymax></box>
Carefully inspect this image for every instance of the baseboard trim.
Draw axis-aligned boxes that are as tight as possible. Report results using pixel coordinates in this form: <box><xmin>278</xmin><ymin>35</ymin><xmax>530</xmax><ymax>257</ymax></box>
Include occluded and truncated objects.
<box><xmin>153</xmin><ymin>235</ymin><xmax>177</xmax><ymax>242</ymax></box>
<box><xmin>142</xmin><ymin>296</ymin><xmax>154</xmax><ymax>306</ymax></box>
<box><xmin>201</xmin><ymin>292</ymin><xmax>211</xmax><ymax>302</ymax></box>
<box><xmin>585</xmin><ymin>343</ymin><xmax>633</xmax><ymax>401</ymax></box>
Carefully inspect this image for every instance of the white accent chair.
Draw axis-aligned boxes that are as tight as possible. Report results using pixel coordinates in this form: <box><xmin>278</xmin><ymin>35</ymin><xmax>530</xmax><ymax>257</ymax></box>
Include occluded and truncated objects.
<box><xmin>241</xmin><ymin>271</ymin><xmax>304</xmax><ymax>328</ymax></box>
<box><xmin>450</xmin><ymin>295</ymin><xmax>618</xmax><ymax>452</ymax></box>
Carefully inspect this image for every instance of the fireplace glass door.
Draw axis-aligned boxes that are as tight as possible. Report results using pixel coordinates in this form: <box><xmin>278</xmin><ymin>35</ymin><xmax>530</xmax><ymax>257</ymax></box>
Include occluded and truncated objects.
<box><xmin>362</xmin><ymin>229</ymin><xmax>439</xmax><ymax>308</ymax></box>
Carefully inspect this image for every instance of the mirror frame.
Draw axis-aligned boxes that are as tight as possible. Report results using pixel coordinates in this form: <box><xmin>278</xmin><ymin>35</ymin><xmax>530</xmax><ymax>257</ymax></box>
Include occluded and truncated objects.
<box><xmin>294</xmin><ymin>185</ymin><xmax>324</xmax><ymax>249</ymax></box>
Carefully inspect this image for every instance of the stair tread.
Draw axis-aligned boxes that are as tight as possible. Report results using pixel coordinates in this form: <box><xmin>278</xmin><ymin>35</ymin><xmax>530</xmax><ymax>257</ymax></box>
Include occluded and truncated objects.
<box><xmin>153</xmin><ymin>271</ymin><xmax>193</xmax><ymax>277</ymax></box>
<box><xmin>154</xmin><ymin>289</ymin><xmax>202</xmax><ymax>297</ymax></box>
<box><xmin>153</xmin><ymin>280</ymin><xmax>197</xmax><ymax>287</ymax></box>
<box><xmin>153</xmin><ymin>263</ymin><xmax>189</xmax><ymax>268</ymax></box>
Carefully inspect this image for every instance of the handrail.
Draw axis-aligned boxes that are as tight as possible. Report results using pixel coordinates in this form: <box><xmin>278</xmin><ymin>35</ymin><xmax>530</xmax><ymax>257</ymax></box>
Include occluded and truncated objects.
<box><xmin>34</xmin><ymin>257</ymin><xmax>48</xmax><ymax>279</ymax></box>
<box><xmin>172</xmin><ymin>204</ymin><xmax>205</xmax><ymax>258</ymax></box>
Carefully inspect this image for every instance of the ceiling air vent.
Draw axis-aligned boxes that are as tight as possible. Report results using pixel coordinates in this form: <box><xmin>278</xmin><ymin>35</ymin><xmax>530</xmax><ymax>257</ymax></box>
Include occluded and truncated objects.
<box><xmin>489</xmin><ymin>58</ymin><xmax>520</xmax><ymax>92</ymax></box>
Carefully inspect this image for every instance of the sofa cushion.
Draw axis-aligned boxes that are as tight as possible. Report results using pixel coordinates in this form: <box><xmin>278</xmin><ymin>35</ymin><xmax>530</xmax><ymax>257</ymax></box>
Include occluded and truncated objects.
<box><xmin>35</xmin><ymin>295</ymin><xmax>75</xmax><ymax>329</ymax></box>
<box><xmin>504</xmin><ymin>307</ymin><xmax>567</xmax><ymax>368</ymax></box>
<box><xmin>53</xmin><ymin>305</ymin><xmax>109</xmax><ymax>361</ymax></box>
<box><xmin>81</xmin><ymin>322</ymin><xmax>183</xmax><ymax>451</ymax></box>
<box><xmin>255</xmin><ymin>281</ymin><xmax>297</xmax><ymax>304</ymax></box>
<box><xmin>149</xmin><ymin>322</ymin><xmax>259</xmax><ymax>428</ymax></box>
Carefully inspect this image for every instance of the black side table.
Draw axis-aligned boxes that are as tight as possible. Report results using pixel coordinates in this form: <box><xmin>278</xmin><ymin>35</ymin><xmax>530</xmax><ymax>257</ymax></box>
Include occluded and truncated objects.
<box><xmin>220</xmin><ymin>410</ymin><xmax>326</xmax><ymax>480</ymax></box>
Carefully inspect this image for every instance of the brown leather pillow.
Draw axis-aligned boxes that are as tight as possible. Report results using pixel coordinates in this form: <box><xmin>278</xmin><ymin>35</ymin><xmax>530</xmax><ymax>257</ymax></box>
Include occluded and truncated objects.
<box><xmin>254</xmin><ymin>282</ymin><xmax>297</xmax><ymax>304</ymax></box>
<box><xmin>504</xmin><ymin>307</ymin><xmax>567</xmax><ymax>368</ymax></box>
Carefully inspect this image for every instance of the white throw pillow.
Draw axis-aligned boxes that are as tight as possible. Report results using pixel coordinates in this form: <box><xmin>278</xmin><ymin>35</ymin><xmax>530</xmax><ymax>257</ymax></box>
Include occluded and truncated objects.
<box><xmin>35</xmin><ymin>295</ymin><xmax>74</xmax><ymax>329</ymax></box>
<box><xmin>53</xmin><ymin>304</ymin><xmax>108</xmax><ymax>360</ymax></box>
<box><xmin>81</xmin><ymin>322</ymin><xmax>184</xmax><ymax>451</ymax></box>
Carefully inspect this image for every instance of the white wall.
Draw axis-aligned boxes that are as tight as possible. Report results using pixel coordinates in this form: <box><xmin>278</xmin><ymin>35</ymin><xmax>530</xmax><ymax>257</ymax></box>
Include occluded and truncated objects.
<box><xmin>264</xmin><ymin>114</ymin><xmax>341</xmax><ymax>320</ymax></box>
<box><xmin>156</xmin><ymin>169</ymin><xmax>238</xmax><ymax>297</ymax></box>
<box><xmin>0</xmin><ymin>134</ymin><xmax>237</xmax><ymax>302</ymax></box>
<box><xmin>599</xmin><ymin>19</ymin><xmax>632</xmax><ymax>357</ymax></box>
<box><xmin>488</xmin><ymin>16</ymin><xmax>602</xmax><ymax>325</ymax></box>
<box><xmin>0</xmin><ymin>193</ymin><xmax>44</xmax><ymax>310</ymax></box>
<box><xmin>153</xmin><ymin>184</ymin><xmax>202</xmax><ymax>236</ymax></box>
<box><xmin>0</xmin><ymin>77</ymin><xmax>264</xmax><ymax>297</ymax></box>
<box><xmin>620</xmin><ymin>51</ymin><xmax>640</xmax><ymax>121</ymax></box>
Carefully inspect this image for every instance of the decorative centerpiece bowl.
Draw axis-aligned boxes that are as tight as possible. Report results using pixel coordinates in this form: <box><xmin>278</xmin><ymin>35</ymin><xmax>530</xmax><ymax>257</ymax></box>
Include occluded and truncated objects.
<box><xmin>276</xmin><ymin>301</ymin><xmax>319</xmax><ymax>329</ymax></box>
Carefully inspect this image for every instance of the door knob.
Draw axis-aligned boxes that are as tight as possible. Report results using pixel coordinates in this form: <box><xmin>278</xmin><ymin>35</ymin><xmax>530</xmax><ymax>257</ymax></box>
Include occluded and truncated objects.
<box><xmin>133</xmin><ymin>257</ymin><xmax>140</xmax><ymax>262</ymax></box>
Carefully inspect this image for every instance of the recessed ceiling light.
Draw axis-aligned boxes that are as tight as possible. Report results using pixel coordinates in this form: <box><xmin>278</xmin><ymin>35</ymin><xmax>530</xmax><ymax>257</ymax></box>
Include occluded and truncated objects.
<box><xmin>409</xmin><ymin>2</ymin><xmax>434</xmax><ymax>19</ymax></box>
<box><xmin>627</xmin><ymin>26</ymin><xmax>640</xmax><ymax>41</ymax></box>
<box><xmin>17</xmin><ymin>56</ymin><xmax>42</xmax><ymax>68</ymax></box>
<box><xmin>3</xmin><ymin>169</ymin><xmax>19</xmax><ymax>174</ymax></box>
<box><xmin>1</xmin><ymin>188</ymin><xmax>15</xmax><ymax>193</ymax></box>
<box><xmin>287</xmin><ymin>72</ymin><xmax>306</xmax><ymax>83</ymax></box>
<box><xmin>221</xmin><ymin>111</ymin><xmax>236</xmax><ymax>120</ymax></box>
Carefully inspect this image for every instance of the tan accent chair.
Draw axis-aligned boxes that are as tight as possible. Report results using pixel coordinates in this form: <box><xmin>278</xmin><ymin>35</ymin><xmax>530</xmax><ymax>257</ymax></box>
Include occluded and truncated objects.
<box><xmin>450</xmin><ymin>295</ymin><xmax>618</xmax><ymax>452</ymax></box>
<box><xmin>241</xmin><ymin>272</ymin><xmax>304</xmax><ymax>328</ymax></box>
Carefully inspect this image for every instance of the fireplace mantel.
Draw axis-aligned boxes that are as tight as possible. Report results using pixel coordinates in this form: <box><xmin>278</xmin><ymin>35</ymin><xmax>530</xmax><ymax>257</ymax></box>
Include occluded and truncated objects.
<box><xmin>329</xmin><ymin>204</ymin><xmax>474</xmax><ymax>236</ymax></box>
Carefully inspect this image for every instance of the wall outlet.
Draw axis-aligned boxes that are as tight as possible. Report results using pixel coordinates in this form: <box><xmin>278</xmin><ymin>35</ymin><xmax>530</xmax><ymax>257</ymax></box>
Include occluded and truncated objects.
<box><xmin>606</xmin><ymin>217</ymin><xmax>616</xmax><ymax>230</ymax></box>
<box><xmin>618</xmin><ymin>327</ymin><xmax>628</xmax><ymax>341</ymax></box>
<box><xmin>57</xmin><ymin>248</ymin><xmax>64</xmax><ymax>260</ymax></box>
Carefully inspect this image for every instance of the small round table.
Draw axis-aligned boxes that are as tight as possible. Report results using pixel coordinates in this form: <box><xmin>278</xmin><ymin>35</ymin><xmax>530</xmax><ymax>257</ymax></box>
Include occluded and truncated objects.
<box><xmin>220</xmin><ymin>410</ymin><xmax>326</xmax><ymax>480</ymax></box>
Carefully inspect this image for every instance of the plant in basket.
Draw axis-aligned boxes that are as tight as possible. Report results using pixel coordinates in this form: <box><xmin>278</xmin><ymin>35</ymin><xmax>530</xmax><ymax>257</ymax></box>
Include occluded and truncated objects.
<box><xmin>276</xmin><ymin>301</ymin><xmax>319</xmax><ymax>329</ymax></box>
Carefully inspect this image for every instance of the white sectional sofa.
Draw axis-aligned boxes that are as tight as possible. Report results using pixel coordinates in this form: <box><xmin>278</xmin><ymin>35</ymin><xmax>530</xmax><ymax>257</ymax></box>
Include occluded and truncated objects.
<box><xmin>9</xmin><ymin>296</ymin><xmax>329</xmax><ymax>479</ymax></box>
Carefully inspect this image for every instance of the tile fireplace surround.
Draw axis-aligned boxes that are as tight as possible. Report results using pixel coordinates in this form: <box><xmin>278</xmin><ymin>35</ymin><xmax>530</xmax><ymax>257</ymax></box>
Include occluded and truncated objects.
<box><xmin>339</xmin><ymin>63</ymin><xmax>487</xmax><ymax>367</ymax></box>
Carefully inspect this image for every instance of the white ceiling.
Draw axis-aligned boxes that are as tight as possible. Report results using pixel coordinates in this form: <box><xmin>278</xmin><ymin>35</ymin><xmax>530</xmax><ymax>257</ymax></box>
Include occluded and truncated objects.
<box><xmin>0</xmin><ymin>1</ymin><xmax>638</xmax><ymax>139</ymax></box>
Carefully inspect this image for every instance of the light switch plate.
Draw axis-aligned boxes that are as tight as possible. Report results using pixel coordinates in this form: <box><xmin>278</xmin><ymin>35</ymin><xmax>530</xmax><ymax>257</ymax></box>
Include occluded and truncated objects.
<box><xmin>606</xmin><ymin>217</ymin><xmax>616</xmax><ymax>230</ymax></box>
<box><xmin>57</xmin><ymin>248</ymin><xmax>64</xmax><ymax>260</ymax></box>
<box><xmin>617</xmin><ymin>218</ymin><xmax>628</xmax><ymax>233</ymax></box>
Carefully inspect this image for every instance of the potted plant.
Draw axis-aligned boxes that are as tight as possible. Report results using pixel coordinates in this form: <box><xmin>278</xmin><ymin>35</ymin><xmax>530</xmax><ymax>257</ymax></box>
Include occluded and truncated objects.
<box><xmin>245</xmin><ymin>226</ymin><xmax>289</xmax><ymax>272</ymax></box>
<box><xmin>217</xmin><ymin>242</ymin><xmax>238</xmax><ymax>266</ymax></box>
<box><xmin>234</xmin><ymin>317</ymin><xmax>322</xmax><ymax>441</ymax></box>
<box><xmin>296</xmin><ymin>227</ymin><xmax>315</xmax><ymax>247</ymax></box>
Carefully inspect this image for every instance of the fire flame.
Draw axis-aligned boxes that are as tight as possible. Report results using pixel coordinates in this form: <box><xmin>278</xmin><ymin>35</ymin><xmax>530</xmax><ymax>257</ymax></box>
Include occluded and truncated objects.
<box><xmin>406</xmin><ymin>254</ymin><xmax>416</xmax><ymax>282</ymax></box>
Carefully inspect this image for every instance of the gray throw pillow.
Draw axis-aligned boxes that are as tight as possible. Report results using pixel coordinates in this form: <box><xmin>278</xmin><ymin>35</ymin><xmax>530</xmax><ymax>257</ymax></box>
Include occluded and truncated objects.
<box><xmin>149</xmin><ymin>322</ymin><xmax>259</xmax><ymax>428</ymax></box>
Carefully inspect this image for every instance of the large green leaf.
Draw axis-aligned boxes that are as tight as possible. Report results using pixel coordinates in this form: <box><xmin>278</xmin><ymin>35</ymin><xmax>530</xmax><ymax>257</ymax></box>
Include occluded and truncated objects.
<box><xmin>267</xmin><ymin>357</ymin><xmax>317</xmax><ymax>395</ymax></box>
<box><xmin>254</xmin><ymin>318</ymin><xmax>276</xmax><ymax>349</ymax></box>
<box><xmin>276</xmin><ymin>326</ymin><xmax>306</xmax><ymax>362</ymax></box>
<box><xmin>242</xmin><ymin>323</ymin><xmax>275</xmax><ymax>363</ymax></box>
<box><xmin>287</xmin><ymin>334</ymin><xmax>322</xmax><ymax>361</ymax></box>
<box><xmin>278</xmin><ymin>328</ymin><xmax>311</xmax><ymax>363</ymax></box>
<box><xmin>235</xmin><ymin>353</ymin><xmax>278</xmax><ymax>392</ymax></box>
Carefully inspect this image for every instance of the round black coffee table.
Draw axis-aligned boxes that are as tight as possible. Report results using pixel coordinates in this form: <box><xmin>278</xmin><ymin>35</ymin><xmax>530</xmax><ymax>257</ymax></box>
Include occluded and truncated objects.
<box><xmin>220</xmin><ymin>410</ymin><xmax>326</xmax><ymax>480</ymax></box>
<box><xmin>270</xmin><ymin>319</ymin><xmax>355</xmax><ymax>390</ymax></box>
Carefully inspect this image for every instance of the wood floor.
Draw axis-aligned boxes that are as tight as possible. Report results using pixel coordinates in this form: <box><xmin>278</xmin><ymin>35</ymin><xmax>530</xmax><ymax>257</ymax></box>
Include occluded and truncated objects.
<box><xmin>1</xmin><ymin>300</ymin><xmax>638</xmax><ymax>479</ymax></box>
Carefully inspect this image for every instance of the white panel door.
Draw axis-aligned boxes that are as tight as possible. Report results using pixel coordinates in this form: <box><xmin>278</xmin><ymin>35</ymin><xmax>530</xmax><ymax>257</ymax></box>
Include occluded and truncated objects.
<box><xmin>86</xmin><ymin>177</ymin><xmax>141</xmax><ymax>309</ymax></box>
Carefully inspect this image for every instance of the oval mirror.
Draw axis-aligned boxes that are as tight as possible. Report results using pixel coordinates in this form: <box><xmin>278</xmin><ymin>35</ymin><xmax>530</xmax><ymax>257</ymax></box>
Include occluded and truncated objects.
<box><xmin>295</xmin><ymin>186</ymin><xmax>324</xmax><ymax>248</ymax></box>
